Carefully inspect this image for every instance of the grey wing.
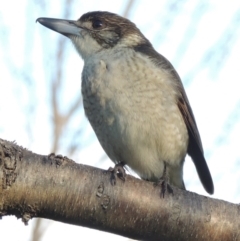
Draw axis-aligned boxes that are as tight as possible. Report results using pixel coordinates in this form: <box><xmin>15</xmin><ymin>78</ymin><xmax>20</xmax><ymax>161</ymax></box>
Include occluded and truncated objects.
<box><xmin>177</xmin><ymin>87</ymin><xmax>214</xmax><ymax>194</ymax></box>
<box><xmin>134</xmin><ymin>43</ymin><xmax>214</xmax><ymax>194</ymax></box>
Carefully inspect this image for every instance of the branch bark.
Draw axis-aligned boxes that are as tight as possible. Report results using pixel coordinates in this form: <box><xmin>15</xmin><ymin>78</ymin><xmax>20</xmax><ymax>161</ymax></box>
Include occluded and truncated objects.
<box><xmin>0</xmin><ymin>138</ymin><xmax>239</xmax><ymax>241</ymax></box>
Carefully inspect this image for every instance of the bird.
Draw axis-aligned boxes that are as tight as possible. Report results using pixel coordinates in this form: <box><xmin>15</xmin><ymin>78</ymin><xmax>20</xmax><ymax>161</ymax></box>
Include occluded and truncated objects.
<box><xmin>37</xmin><ymin>11</ymin><xmax>214</xmax><ymax>195</ymax></box>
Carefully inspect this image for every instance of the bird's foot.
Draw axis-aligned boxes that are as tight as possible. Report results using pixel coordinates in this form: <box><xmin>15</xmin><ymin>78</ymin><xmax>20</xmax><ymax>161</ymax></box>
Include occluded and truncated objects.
<box><xmin>156</xmin><ymin>178</ymin><xmax>173</xmax><ymax>198</ymax></box>
<box><xmin>154</xmin><ymin>162</ymin><xmax>173</xmax><ymax>198</ymax></box>
<box><xmin>108</xmin><ymin>162</ymin><xmax>126</xmax><ymax>185</ymax></box>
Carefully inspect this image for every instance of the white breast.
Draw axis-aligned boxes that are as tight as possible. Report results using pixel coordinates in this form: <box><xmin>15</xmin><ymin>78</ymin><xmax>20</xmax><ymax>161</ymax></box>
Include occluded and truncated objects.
<box><xmin>81</xmin><ymin>48</ymin><xmax>188</xmax><ymax>187</ymax></box>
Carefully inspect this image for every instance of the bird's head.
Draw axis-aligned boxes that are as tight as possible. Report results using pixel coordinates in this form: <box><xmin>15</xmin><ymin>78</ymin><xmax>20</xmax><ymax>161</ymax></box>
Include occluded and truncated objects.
<box><xmin>37</xmin><ymin>11</ymin><xmax>149</xmax><ymax>60</ymax></box>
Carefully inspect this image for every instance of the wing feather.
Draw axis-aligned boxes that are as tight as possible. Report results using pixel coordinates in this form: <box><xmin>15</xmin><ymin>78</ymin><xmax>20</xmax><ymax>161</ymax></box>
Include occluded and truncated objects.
<box><xmin>134</xmin><ymin>43</ymin><xmax>214</xmax><ymax>194</ymax></box>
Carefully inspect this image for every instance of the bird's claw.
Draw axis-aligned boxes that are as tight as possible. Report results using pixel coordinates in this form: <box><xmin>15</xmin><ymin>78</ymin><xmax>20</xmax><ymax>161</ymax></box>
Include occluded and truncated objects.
<box><xmin>154</xmin><ymin>162</ymin><xmax>173</xmax><ymax>198</ymax></box>
<box><xmin>155</xmin><ymin>178</ymin><xmax>173</xmax><ymax>198</ymax></box>
<box><xmin>108</xmin><ymin>163</ymin><xmax>126</xmax><ymax>185</ymax></box>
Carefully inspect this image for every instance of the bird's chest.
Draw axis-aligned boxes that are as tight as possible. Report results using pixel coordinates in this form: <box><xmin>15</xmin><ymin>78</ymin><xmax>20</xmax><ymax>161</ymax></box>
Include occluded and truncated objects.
<box><xmin>81</xmin><ymin>53</ymin><xmax>157</xmax><ymax>130</ymax></box>
<box><xmin>81</xmin><ymin>55</ymin><xmax>134</xmax><ymax>143</ymax></box>
<box><xmin>81</xmin><ymin>53</ymin><xmax>178</xmax><ymax>125</ymax></box>
<box><xmin>81</xmin><ymin>52</ymin><xmax>187</xmax><ymax>166</ymax></box>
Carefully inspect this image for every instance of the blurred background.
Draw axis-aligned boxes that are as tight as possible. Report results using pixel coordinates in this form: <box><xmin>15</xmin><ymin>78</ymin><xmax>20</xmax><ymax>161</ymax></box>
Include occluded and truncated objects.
<box><xmin>0</xmin><ymin>0</ymin><xmax>240</xmax><ymax>240</ymax></box>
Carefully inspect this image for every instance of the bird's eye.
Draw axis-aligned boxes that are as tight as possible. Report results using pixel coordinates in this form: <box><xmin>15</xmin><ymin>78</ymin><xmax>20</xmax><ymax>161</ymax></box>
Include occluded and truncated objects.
<box><xmin>92</xmin><ymin>19</ymin><xmax>103</xmax><ymax>29</ymax></box>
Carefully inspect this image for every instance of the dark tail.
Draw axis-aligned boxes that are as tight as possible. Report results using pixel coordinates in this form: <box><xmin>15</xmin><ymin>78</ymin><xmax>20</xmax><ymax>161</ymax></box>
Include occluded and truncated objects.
<box><xmin>188</xmin><ymin>137</ymin><xmax>214</xmax><ymax>195</ymax></box>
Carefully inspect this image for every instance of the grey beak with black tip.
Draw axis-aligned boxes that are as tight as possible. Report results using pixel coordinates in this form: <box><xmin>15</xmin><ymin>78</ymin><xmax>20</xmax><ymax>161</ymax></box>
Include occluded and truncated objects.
<box><xmin>36</xmin><ymin>18</ymin><xmax>81</xmax><ymax>36</ymax></box>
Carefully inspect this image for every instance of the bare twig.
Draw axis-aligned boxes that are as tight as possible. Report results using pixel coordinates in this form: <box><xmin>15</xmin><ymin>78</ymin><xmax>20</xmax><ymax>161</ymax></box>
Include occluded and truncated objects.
<box><xmin>122</xmin><ymin>0</ymin><xmax>135</xmax><ymax>18</ymax></box>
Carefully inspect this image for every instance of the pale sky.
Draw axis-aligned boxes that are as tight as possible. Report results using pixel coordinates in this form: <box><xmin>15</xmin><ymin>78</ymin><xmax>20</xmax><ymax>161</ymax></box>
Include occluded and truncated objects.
<box><xmin>0</xmin><ymin>0</ymin><xmax>240</xmax><ymax>240</ymax></box>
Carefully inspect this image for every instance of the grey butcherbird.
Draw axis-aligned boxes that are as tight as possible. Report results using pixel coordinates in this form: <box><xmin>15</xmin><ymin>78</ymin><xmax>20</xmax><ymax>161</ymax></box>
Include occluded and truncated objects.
<box><xmin>37</xmin><ymin>11</ymin><xmax>214</xmax><ymax>195</ymax></box>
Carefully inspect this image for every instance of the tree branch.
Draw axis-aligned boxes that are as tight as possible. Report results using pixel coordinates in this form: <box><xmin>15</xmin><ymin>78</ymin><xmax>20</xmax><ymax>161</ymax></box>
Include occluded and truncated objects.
<box><xmin>0</xmin><ymin>138</ymin><xmax>239</xmax><ymax>241</ymax></box>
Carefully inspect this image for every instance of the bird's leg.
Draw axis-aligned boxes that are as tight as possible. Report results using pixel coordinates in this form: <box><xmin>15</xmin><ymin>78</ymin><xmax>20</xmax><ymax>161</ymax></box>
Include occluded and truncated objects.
<box><xmin>155</xmin><ymin>162</ymin><xmax>173</xmax><ymax>198</ymax></box>
<box><xmin>108</xmin><ymin>162</ymin><xmax>126</xmax><ymax>185</ymax></box>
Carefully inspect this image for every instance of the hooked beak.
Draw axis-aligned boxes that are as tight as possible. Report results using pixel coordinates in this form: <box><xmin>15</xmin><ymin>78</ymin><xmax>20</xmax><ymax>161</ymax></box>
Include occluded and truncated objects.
<box><xmin>36</xmin><ymin>17</ymin><xmax>81</xmax><ymax>36</ymax></box>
